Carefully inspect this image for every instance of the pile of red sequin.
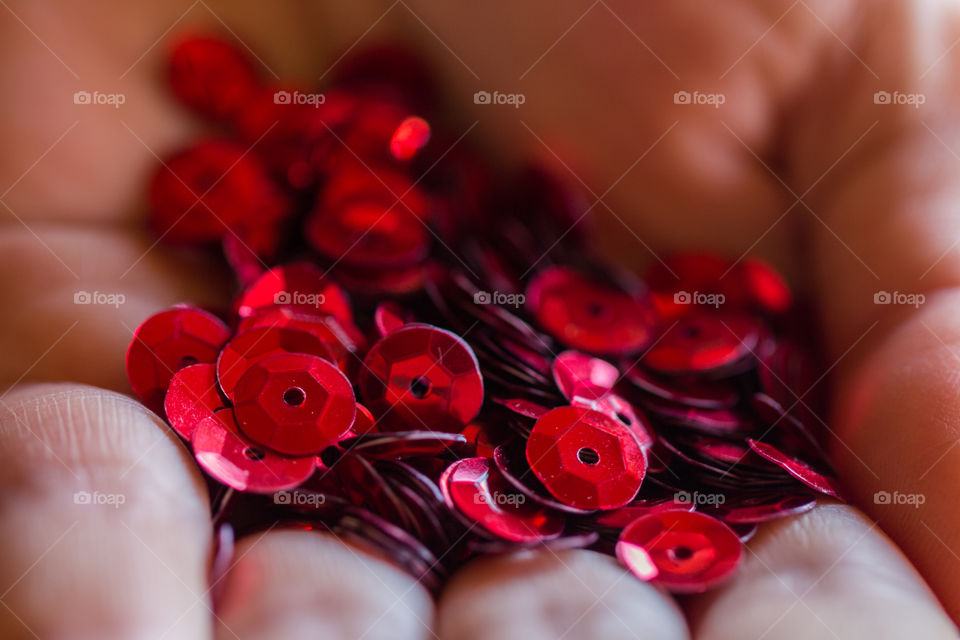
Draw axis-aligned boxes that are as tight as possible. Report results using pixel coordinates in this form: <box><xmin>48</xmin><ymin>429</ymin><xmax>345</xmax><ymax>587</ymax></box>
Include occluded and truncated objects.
<box><xmin>125</xmin><ymin>34</ymin><xmax>841</xmax><ymax>595</ymax></box>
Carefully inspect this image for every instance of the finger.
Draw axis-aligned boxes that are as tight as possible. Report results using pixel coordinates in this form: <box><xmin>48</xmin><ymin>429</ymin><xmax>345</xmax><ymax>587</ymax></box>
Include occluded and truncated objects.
<box><xmin>0</xmin><ymin>383</ymin><xmax>212</xmax><ymax>639</ymax></box>
<box><xmin>0</xmin><ymin>225</ymin><xmax>226</xmax><ymax>391</ymax></box>
<box><xmin>780</xmin><ymin>0</ymin><xmax>960</xmax><ymax>621</ymax></box>
<box><xmin>0</xmin><ymin>0</ymin><xmax>348</xmax><ymax>226</ymax></box>
<box><xmin>437</xmin><ymin>549</ymin><xmax>688</xmax><ymax>640</ymax></box>
<box><xmin>212</xmin><ymin>530</ymin><xmax>434</xmax><ymax>640</ymax></box>
<box><xmin>683</xmin><ymin>504</ymin><xmax>957</xmax><ymax>639</ymax></box>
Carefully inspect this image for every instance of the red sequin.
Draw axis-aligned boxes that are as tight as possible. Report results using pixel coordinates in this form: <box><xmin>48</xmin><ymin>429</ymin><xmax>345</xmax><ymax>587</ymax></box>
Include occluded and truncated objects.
<box><xmin>216</xmin><ymin>327</ymin><xmax>336</xmax><ymax>400</ymax></box>
<box><xmin>526</xmin><ymin>406</ymin><xmax>646</xmax><ymax>510</ymax></box>
<box><xmin>235</xmin><ymin>263</ymin><xmax>353</xmax><ymax>325</ymax></box>
<box><xmin>526</xmin><ymin>266</ymin><xmax>658</xmax><ymax>356</ymax></box>
<box><xmin>126</xmin><ymin>307</ymin><xmax>231</xmax><ymax>414</ymax></box>
<box><xmin>440</xmin><ymin>457</ymin><xmax>564</xmax><ymax>542</ymax></box>
<box><xmin>192</xmin><ymin>409</ymin><xmax>316</xmax><ymax>493</ymax></box>
<box><xmin>359</xmin><ymin>324</ymin><xmax>484</xmax><ymax>431</ymax></box>
<box><xmin>167</xmin><ymin>35</ymin><xmax>261</xmax><ymax>122</ymax></box>
<box><xmin>616</xmin><ymin>510</ymin><xmax>742</xmax><ymax>593</ymax></box>
<box><xmin>164</xmin><ymin>363</ymin><xmax>225</xmax><ymax>440</ymax></box>
<box><xmin>233</xmin><ymin>352</ymin><xmax>356</xmax><ymax>456</ymax></box>
<box><xmin>642</xmin><ymin>313</ymin><xmax>760</xmax><ymax>375</ymax></box>
<box><xmin>148</xmin><ymin>139</ymin><xmax>288</xmax><ymax>243</ymax></box>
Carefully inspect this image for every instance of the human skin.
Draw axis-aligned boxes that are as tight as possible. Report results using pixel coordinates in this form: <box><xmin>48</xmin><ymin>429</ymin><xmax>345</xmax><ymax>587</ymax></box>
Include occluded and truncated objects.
<box><xmin>0</xmin><ymin>1</ymin><xmax>959</xmax><ymax>638</ymax></box>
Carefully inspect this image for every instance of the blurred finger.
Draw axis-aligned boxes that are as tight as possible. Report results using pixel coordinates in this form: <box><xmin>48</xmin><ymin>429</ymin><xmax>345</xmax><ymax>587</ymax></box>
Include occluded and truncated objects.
<box><xmin>437</xmin><ymin>549</ymin><xmax>689</xmax><ymax>640</ymax></box>
<box><xmin>0</xmin><ymin>383</ymin><xmax>212</xmax><ymax>639</ymax></box>
<box><xmin>683</xmin><ymin>504</ymin><xmax>957</xmax><ymax>639</ymax></box>
<box><xmin>212</xmin><ymin>530</ymin><xmax>434</xmax><ymax>640</ymax></box>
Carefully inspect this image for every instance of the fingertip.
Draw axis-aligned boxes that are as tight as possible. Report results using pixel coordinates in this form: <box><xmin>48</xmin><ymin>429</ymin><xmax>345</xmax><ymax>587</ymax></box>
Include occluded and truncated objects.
<box><xmin>213</xmin><ymin>530</ymin><xmax>434</xmax><ymax>640</ymax></box>
<box><xmin>437</xmin><ymin>549</ymin><xmax>689</xmax><ymax>640</ymax></box>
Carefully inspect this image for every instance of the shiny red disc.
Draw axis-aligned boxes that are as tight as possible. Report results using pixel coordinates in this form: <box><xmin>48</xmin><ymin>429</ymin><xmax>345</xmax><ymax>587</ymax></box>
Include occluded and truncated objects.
<box><xmin>525</xmin><ymin>266</ymin><xmax>658</xmax><ymax>355</ymax></box>
<box><xmin>306</xmin><ymin>200</ymin><xmax>429</xmax><ymax>269</ymax></box>
<box><xmin>525</xmin><ymin>406</ymin><xmax>646</xmax><ymax>510</ymax></box>
<box><xmin>164</xmin><ymin>363</ymin><xmax>225</xmax><ymax>440</ymax></box>
<box><xmin>216</xmin><ymin>326</ymin><xmax>336</xmax><ymax>400</ymax></box>
<box><xmin>374</xmin><ymin>301</ymin><xmax>412</xmax><ymax>337</ymax></box>
<box><xmin>149</xmin><ymin>139</ymin><xmax>288</xmax><ymax>243</ymax></box>
<box><xmin>552</xmin><ymin>350</ymin><xmax>619</xmax><ymax>402</ymax></box>
<box><xmin>440</xmin><ymin>457</ymin><xmax>564</xmax><ymax>543</ymax></box>
<box><xmin>351</xmin><ymin>403</ymin><xmax>378</xmax><ymax>435</ymax></box>
<box><xmin>616</xmin><ymin>510</ymin><xmax>742</xmax><ymax>593</ymax></box>
<box><xmin>747</xmin><ymin>439</ymin><xmax>842</xmax><ymax>498</ymax></box>
<box><xmin>735</xmin><ymin>258</ymin><xmax>792</xmax><ymax>314</ymax></box>
<box><xmin>389</xmin><ymin>116</ymin><xmax>431</xmax><ymax>161</ymax></box>
<box><xmin>359</xmin><ymin>323</ymin><xmax>484</xmax><ymax>431</ymax></box>
<box><xmin>237</xmin><ymin>305</ymin><xmax>366</xmax><ymax>374</ymax></box>
<box><xmin>234</xmin><ymin>263</ymin><xmax>353</xmax><ymax>324</ymax></box>
<box><xmin>126</xmin><ymin>307</ymin><xmax>231</xmax><ymax>414</ymax></box>
<box><xmin>642</xmin><ymin>313</ymin><xmax>760</xmax><ymax>375</ymax></box>
<box><xmin>191</xmin><ymin>409</ymin><xmax>315</xmax><ymax>493</ymax></box>
<box><xmin>167</xmin><ymin>35</ymin><xmax>260</xmax><ymax>122</ymax></box>
<box><xmin>233</xmin><ymin>353</ymin><xmax>357</xmax><ymax>456</ymax></box>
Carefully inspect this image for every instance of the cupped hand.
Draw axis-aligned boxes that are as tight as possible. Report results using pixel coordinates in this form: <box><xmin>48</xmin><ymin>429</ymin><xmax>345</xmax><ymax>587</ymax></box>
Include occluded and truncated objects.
<box><xmin>1</xmin><ymin>1</ymin><xmax>958</xmax><ymax>638</ymax></box>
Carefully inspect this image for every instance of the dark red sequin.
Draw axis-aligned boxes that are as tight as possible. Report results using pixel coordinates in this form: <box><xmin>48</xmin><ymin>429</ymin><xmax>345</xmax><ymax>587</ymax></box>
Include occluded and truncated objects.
<box><xmin>126</xmin><ymin>307</ymin><xmax>231</xmax><ymax>414</ymax></box>
<box><xmin>164</xmin><ymin>363</ymin><xmax>225</xmax><ymax>440</ymax></box>
<box><xmin>233</xmin><ymin>352</ymin><xmax>356</xmax><ymax>456</ymax></box>
<box><xmin>359</xmin><ymin>324</ymin><xmax>484</xmax><ymax>431</ymax></box>
<box><xmin>148</xmin><ymin>139</ymin><xmax>288</xmax><ymax>243</ymax></box>
<box><xmin>526</xmin><ymin>266</ymin><xmax>658</xmax><ymax>356</ymax></box>
<box><xmin>167</xmin><ymin>35</ymin><xmax>261</xmax><ymax>122</ymax></box>
<box><xmin>526</xmin><ymin>406</ymin><xmax>646</xmax><ymax>510</ymax></box>
<box><xmin>616</xmin><ymin>510</ymin><xmax>742</xmax><ymax>593</ymax></box>
<box><xmin>440</xmin><ymin>457</ymin><xmax>564</xmax><ymax>542</ymax></box>
<box><xmin>192</xmin><ymin>409</ymin><xmax>316</xmax><ymax>492</ymax></box>
<box><xmin>235</xmin><ymin>262</ymin><xmax>353</xmax><ymax>325</ymax></box>
<box><xmin>642</xmin><ymin>313</ymin><xmax>760</xmax><ymax>375</ymax></box>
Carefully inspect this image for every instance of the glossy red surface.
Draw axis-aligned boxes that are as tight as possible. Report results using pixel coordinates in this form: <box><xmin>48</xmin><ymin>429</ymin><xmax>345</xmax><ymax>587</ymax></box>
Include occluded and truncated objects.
<box><xmin>616</xmin><ymin>510</ymin><xmax>742</xmax><ymax>593</ymax></box>
<box><xmin>526</xmin><ymin>406</ymin><xmax>646</xmax><ymax>510</ymax></box>
<box><xmin>233</xmin><ymin>353</ymin><xmax>356</xmax><ymax>456</ymax></box>
<box><xmin>126</xmin><ymin>307</ymin><xmax>231</xmax><ymax>414</ymax></box>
